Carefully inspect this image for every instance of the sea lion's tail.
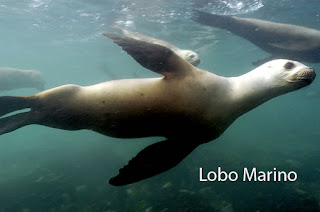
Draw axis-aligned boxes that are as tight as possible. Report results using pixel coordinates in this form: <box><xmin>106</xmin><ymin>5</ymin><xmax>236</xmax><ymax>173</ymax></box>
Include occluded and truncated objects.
<box><xmin>0</xmin><ymin>96</ymin><xmax>37</xmax><ymax>135</ymax></box>
<box><xmin>192</xmin><ymin>10</ymin><xmax>237</xmax><ymax>30</ymax></box>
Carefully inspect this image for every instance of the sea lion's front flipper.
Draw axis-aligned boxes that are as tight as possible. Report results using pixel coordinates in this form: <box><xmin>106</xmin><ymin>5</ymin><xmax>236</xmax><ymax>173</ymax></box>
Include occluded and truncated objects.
<box><xmin>109</xmin><ymin>139</ymin><xmax>199</xmax><ymax>186</ymax></box>
<box><xmin>103</xmin><ymin>33</ymin><xmax>194</xmax><ymax>78</ymax></box>
<box><xmin>192</xmin><ymin>10</ymin><xmax>237</xmax><ymax>30</ymax></box>
<box><xmin>269</xmin><ymin>41</ymin><xmax>314</xmax><ymax>51</ymax></box>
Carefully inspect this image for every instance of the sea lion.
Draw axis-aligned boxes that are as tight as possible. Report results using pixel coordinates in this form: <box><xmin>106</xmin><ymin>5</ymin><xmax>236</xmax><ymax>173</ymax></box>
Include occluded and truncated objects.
<box><xmin>0</xmin><ymin>34</ymin><xmax>316</xmax><ymax>186</ymax></box>
<box><xmin>193</xmin><ymin>10</ymin><xmax>320</xmax><ymax>65</ymax></box>
<box><xmin>111</xmin><ymin>25</ymin><xmax>200</xmax><ymax>66</ymax></box>
<box><xmin>0</xmin><ymin>67</ymin><xmax>45</xmax><ymax>91</ymax></box>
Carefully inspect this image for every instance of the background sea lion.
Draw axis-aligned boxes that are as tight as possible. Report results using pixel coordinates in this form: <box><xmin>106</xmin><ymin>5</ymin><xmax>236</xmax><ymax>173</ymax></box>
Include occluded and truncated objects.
<box><xmin>111</xmin><ymin>25</ymin><xmax>200</xmax><ymax>66</ymax></box>
<box><xmin>0</xmin><ymin>35</ymin><xmax>315</xmax><ymax>186</ymax></box>
<box><xmin>193</xmin><ymin>10</ymin><xmax>320</xmax><ymax>66</ymax></box>
<box><xmin>0</xmin><ymin>67</ymin><xmax>45</xmax><ymax>91</ymax></box>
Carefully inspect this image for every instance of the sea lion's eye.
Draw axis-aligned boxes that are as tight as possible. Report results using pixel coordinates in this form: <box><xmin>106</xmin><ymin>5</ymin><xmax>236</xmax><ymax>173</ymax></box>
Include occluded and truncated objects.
<box><xmin>190</xmin><ymin>54</ymin><xmax>195</xmax><ymax>58</ymax></box>
<box><xmin>284</xmin><ymin>62</ymin><xmax>295</xmax><ymax>70</ymax></box>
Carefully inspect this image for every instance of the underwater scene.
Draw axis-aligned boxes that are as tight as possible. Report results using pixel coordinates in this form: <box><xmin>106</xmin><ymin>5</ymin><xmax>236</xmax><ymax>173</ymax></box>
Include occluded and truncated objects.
<box><xmin>1</xmin><ymin>0</ymin><xmax>320</xmax><ymax>211</ymax></box>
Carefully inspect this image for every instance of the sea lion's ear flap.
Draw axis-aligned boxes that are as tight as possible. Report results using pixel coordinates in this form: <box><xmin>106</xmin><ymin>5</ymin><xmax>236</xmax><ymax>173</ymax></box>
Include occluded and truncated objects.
<box><xmin>103</xmin><ymin>33</ymin><xmax>193</xmax><ymax>78</ymax></box>
<box><xmin>109</xmin><ymin>139</ymin><xmax>199</xmax><ymax>186</ymax></box>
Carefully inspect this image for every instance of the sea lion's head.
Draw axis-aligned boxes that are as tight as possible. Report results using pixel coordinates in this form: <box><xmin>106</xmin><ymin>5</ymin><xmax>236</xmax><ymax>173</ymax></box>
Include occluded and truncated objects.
<box><xmin>229</xmin><ymin>59</ymin><xmax>316</xmax><ymax>118</ymax></box>
<box><xmin>261</xmin><ymin>59</ymin><xmax>316</xmax><ymax>92</ymax></box>
<box><xmin>178</xmin><ymin>50</ymin><xmax>200</xmax><ymax>66</ymax></box>
<box><xmin>27</xmin><ymin>70</ymin><xmax>45</xmax><ymax>91</ymax></box>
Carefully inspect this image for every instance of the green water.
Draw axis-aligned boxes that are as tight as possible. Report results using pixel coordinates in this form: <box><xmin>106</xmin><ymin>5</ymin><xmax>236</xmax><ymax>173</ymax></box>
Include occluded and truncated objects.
<box><xmin>0</xmin><ymin>0</ymin><xmax>320</xmax><ymax>211</ymax></box>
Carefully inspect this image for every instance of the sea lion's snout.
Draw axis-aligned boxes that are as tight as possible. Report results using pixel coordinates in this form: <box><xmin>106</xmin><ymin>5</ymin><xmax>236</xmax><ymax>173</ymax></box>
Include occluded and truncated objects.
<box><xmin>294</xmin><ymin>67</ymin><xmax>316</xmax><ymax>85</ymax></box>
<box><xmin>191</xmin><ymin>58</ymin><xmax>201</xmax><ymax>66</ymax></box>
<box><xmin>304</xmin><ymin>68</ymin><xmax>316</xmax><ymax>85</ymax></box>
<box><xmin>183</xmin><ymin>50</ymin><xmax>200</xmax><ymax>66</ymax></box>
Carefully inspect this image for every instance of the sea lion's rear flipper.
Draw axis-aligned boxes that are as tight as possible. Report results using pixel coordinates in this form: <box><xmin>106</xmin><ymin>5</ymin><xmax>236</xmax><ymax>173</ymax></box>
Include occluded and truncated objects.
<box><xmin>0</xmin><ymin>112</ymin><xmax>36</xmax><ymax>135</ymax></box>
<box><xmin>0</xmin><ymin>96</ymin><xmax>34</xmax><ymax>117</ymax></box>
<box><xmin>103</xmin><ymin>33</ymin><xmax>194</xmax><ymax>78</ymax></box>
<box><xmin>0</xmin><ymin>96</ymin><xmax>38</xmax><ymax>135</ymax></box>
<box><xmin>109</xmin><ymin>139</ymin><xmax>199</xmax><ymax>186</ymax></box>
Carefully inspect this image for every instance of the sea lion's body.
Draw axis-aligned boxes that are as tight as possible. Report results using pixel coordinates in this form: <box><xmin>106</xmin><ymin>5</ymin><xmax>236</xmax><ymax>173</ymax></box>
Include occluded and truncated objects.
<box><xmin>0</xmin><ymin>34</ymin><xmax>316</xmax><ymax>186</ymax></box>
<box><xmin>21</xmin><ymin>71</ymin><xmax>230</xmax><ymax>141</ymax></box>
<box><xmin>0</xmin><ymin>67</ymin><xmax>45</xmax><ymax>91</ymax></box>
<box><xmin>193</xmin><ymin>11</ymin><xmax>320</xmax><ymax>65</ymax></box>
